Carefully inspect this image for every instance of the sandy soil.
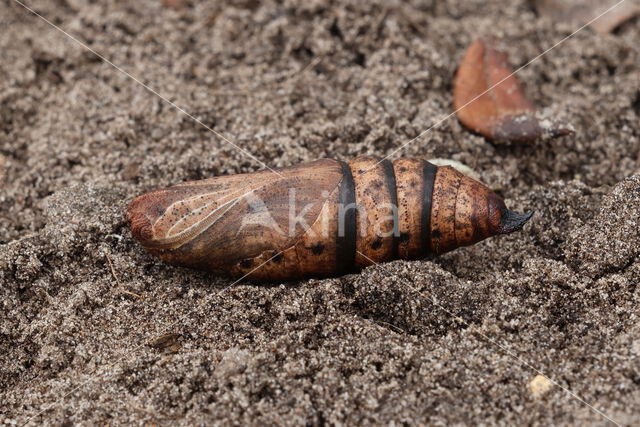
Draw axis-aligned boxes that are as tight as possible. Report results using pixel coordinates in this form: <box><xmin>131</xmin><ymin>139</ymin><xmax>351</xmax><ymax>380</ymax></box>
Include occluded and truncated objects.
<box><xmin>1</xmin><ymin>0</ymin><xmax>639</xmax><ymax>424</ymax></box>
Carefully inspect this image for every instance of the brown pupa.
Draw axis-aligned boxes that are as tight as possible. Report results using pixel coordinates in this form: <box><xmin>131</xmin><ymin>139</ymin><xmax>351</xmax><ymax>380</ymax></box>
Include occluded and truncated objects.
<box><xmin>127</xmin><ymin>157</ymin><xmax>532</xmax><ymax>281</ymax></box>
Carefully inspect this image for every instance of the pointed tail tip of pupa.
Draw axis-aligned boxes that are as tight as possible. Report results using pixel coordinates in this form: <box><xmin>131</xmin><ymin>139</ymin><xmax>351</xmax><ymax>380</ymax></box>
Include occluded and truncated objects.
<box><xmin>498</xmin><ymin>209</ymin><xmax>534</xmax><ymax>234</ymax></box>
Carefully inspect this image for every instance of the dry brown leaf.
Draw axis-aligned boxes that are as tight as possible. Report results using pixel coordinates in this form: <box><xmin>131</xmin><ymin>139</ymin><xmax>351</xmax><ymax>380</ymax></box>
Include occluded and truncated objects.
<box><xmin>453</xmin><ymin>39</ymin><xmax>573</xmax><ymax>144</ymax></box>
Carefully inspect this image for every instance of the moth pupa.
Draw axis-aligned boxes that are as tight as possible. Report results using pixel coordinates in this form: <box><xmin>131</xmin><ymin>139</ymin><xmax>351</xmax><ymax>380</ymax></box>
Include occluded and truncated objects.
<box><xmin>127</xmin><ymin>157</ymin><xmax>532</xmax><ymax>281</ymax></box>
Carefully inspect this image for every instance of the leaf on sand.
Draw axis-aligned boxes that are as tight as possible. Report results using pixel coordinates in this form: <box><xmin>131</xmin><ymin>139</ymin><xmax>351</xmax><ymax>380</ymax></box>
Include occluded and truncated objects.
<box><xmin>535</xmin><ymin>0</ymin><xmax>640</xmax><ymax>34</ymax></box>
<box><xmin>453</xmin><ymin>39</ymin><xmax>573</xmax><ymax>144</ymax></box>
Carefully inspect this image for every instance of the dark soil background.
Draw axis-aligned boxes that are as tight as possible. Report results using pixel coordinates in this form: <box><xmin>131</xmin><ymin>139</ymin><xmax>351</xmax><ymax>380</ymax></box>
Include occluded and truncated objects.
<box><xmin>1</xmin><ymin>0</ymin><xmax>639</xmax><ymax>424</ymax></box>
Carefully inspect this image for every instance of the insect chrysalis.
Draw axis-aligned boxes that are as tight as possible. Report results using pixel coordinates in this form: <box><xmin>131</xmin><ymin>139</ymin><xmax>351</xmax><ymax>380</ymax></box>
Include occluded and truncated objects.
<box><xmin>127</xmin><ymin>157</ymin><xmax>532</xmax><ymax>281</ymax></box>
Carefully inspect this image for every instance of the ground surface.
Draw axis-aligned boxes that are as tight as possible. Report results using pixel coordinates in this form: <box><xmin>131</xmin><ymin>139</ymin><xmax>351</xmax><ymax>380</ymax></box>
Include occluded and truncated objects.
<box><xmin>1</xmin><ymin>0</ymin><xmax>639</xmax><ymax>425</ymax></box>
